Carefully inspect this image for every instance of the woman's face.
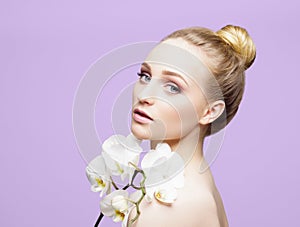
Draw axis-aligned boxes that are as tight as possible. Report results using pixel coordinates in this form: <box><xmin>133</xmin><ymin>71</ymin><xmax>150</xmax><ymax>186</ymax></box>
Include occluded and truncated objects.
<box><xmin>131</xmin><ymin>38</ymin><xmax>212</xmax><ymax>141</ymax></box>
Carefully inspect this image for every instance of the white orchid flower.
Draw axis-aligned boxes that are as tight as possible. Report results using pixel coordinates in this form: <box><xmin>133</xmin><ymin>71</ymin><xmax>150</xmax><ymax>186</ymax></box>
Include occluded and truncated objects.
<box><xmin>100</xmin><ymin>190</ymin><xmax>141</xmax><ymax>226</ymax></box>
<box><xmin>100</xmin><ymin>190</ymin><xmax>129</xmax><ymax>223</ymax></box>
<box><xmin>86</xmin><ymin>155</ymin><xmax>111</xmax><ymax>197</ymax></box>
<box><xmin>153</xmin><ymin>186</ymin><xmax>178</xmax><ymax>204</ymax></box>
<box><xmin>141</xmin><ymin>143</ymin><xmax>185</xmax><ymax>204</ymax></box>
<box><xmin>102</xmin><ymin>134</ymin><xmax>142</xmax><ymax>182</ymax></box>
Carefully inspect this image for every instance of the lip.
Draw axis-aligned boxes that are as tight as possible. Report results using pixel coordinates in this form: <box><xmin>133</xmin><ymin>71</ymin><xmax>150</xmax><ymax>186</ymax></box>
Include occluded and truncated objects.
<box><xmin>133</xmin><ymin>108</ymin><xmax>153</xmax><ymax>124</ymax></box>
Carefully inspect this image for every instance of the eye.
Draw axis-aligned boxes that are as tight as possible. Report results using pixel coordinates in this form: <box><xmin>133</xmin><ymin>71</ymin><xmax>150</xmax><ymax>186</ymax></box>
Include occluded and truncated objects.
<box><xmin>165</xmin><ymin>83</ymin><xmax>181</xmax><ymax>94</ymax></box>
<box><xmin>137</xmin><ymin>72</ymin><xmax>151</xmax><ymax>83</ymax></box>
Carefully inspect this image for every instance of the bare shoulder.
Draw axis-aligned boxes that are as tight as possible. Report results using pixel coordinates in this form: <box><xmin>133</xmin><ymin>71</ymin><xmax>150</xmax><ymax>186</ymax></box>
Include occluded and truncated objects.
<box><xmin>183</xmin><ymin>185</ymin><xmax>228</xmax><ymax>227</ymax></box>
<box><xmin>129</xmin><ymin>170</ymin><xmax>228</xmax><ymax>227</ymax></box>
<box><xmin>186</xmin><ymin>168</ymin><xmax>229</xmax><ymax>227</ymax></box>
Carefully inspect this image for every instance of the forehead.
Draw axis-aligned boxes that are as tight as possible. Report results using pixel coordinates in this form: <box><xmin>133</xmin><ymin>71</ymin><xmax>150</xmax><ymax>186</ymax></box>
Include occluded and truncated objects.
<box><xmin>144</xmin><ymin>39</ymin><xmax>212</xmax><ymax>86</ymax></box>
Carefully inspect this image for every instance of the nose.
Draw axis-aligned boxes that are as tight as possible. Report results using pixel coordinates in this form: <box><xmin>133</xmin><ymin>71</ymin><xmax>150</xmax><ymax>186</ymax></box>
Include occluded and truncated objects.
<box><xmin>137</xmin><ymin>90</ymin><xmax>154</xmax><ymax>105</ymax></box>
<box><xmin>136</xmin><ymin>83</ymin><xmax>156</xmax><ymax>105</ymax></box>
<box><xmin>137</xmin><ymin>94</ymin><xmax>155</xmax><ymax>105</ymax></box>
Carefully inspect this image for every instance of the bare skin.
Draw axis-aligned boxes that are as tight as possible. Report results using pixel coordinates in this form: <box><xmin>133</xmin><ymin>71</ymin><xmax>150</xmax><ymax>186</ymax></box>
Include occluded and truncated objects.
<box><xmin>129</xmin><ymin>38</ymin><xmax>228</xmax><ymax>226</ymax></box>
<box><xmin>129</xmin><ymin>172</ymin><xmax>228</xmax><ymax>227</ymax></box>
<box><xmin>127</xmin><ymin>128</ymin><xmax>228</xmax><ymax>227</ymax></box>
<box><xmin>127</xmin><ymin>155</ymin><xmax>228</xmax><ymax>226</ymax></box>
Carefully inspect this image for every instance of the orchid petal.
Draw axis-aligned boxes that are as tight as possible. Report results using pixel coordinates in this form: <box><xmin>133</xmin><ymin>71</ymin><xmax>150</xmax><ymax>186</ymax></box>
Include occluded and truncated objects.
<box><xmin>100</xmin><ymin>190</ymin><xmax>129</xmax><ymax>219</ymax></box>
<box><xmin>112</xmin><ymin>212</ymin><xmax>125</xmax><ymax>222</ymax></box>
<box><xmin>126</xmin><ymin>133</ymin><xmax>143</xmax><ymax>152</ymax></box>
<box><xmin>112</xmin><ymin>195</ymin><xmax>128</xmax><ymax>212</ymax></box>
<box><xmin>102</xmin><ymin>134</ymin><xmax>142</xmax><ymax>182</ymax></box>
<box><xmin>140</xmin><ymin>142</ymin><xmax>185</xmax><ymax>204</ymax></box>
<box><xmin>154</xmin><ymin>187</ymin><xmax>178</xmax><ymax>204</ymax></box>
<box><xmin>86</xmin><ymin>155</ymin><xmax>111</xmax><ymax>196</ymax></box>
<box><xmin>155</xmin><ymin>142</ymin><xmax>172</xmax><ymax>153</ymax></box>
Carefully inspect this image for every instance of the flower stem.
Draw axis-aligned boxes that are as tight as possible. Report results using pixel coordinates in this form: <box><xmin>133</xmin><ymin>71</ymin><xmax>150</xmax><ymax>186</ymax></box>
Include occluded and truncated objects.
<box><xmin>94</xmin><ymin>212</ymin><xmax>104</xmax><ymax>227</ymax></box>
<box><xmin>128</xmin><ymin>169</ymin><xmax>147</xmax><ymax>227</ymax></box>
<box><xmin>128</xmin><ymin>163</ymin><xmax>143</xmax><ymax>190</ymax></box>
<box><xmin>110</xmin><ymin>176</ymin><xmax>119</xmax><ymax>190</ymax></box>
<box><xmin>122</xmin><ymin>184</ymin><xmax>130</xmax><ymax>190</ymax></box>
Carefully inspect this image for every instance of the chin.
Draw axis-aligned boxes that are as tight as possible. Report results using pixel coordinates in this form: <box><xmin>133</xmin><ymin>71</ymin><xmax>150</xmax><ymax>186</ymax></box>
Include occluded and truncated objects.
<box><xmin>130</xmin><ymin>122</ymin><xmax>152</xmax><ymax>140</ymax></box>
<box><xmin>131</xmin><ymin>122</ymin><xmax>174</xmax><ymax>142</ymax></box>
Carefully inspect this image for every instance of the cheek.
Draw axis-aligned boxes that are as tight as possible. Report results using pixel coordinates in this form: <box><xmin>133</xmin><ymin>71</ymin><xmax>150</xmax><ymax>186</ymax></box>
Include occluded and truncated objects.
<box><xmin>132</xmin><ymin>82</ymin><xmax>139</xmax><ymax>104</ymax></box>
<box><xmin>158</xmin><ymin>97</ymin><xmax>200</xmax><ymax>138</ymax></box>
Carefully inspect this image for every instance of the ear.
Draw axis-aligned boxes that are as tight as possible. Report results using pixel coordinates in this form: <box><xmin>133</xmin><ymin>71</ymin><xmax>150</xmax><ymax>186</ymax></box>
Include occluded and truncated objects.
<box><xmin>199</xmin><ymin>100</ymin><xmax>225</xmax><ymax>125</ymax></box>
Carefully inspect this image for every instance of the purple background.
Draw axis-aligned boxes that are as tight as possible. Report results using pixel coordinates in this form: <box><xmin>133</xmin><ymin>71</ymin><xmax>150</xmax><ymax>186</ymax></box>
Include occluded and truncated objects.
<box><xmin>1</xmin><ymin>0</ymin><xmax>299</xmax><ymax>226</ymax></box>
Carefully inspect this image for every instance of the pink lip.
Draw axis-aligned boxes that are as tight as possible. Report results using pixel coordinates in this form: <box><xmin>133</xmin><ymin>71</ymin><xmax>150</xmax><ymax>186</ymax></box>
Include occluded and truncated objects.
<box><xmin>133</xmin><ymin>108</ymin><xmax>153</xmax><ymax>124</ymax></box>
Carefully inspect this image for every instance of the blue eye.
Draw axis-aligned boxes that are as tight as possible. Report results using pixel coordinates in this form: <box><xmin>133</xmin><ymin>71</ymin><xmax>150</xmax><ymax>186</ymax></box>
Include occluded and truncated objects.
<box><xmin>165</xmin><ymin>83</ymin><xmax>181</xmax><ymax>94</ymax></box>
<box><xmin>137</xmin><ymin>72</ymin><xmax>151</xmax><ymax>83</ymax></box>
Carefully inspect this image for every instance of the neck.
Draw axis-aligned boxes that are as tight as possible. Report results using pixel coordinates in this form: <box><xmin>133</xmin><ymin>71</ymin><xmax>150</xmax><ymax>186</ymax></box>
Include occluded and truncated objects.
<box><xmin>150</xmin><ymin>126</ymin><xmax>206</xmax><ymax>172</ymax></box>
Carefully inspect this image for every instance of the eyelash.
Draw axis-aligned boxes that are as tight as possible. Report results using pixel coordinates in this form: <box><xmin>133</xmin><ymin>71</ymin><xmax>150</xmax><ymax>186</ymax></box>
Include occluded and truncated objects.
<box><xmin>136</xmin><ymin>72</ymin><xmax>181</xmax><ymax>94</ymax></box>
<box><xmin>137</xmin><ymin>72</ymin><xmax>151</xmax><ymax>83</ymax></box>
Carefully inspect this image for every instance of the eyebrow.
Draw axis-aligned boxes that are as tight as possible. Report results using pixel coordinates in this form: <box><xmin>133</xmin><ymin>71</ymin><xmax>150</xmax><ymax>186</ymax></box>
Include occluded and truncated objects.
<box><xmin>162</xmin><ymin>70</ymin><xmax>189</xmax><ymax>87</ymax></box>
<box><xmin>141</xmin><ymin>62</ymin><xmax>151</xmax><ymax>72</ymax></box>
<box><xmin>141</xmin><ymin>62</ymin><xmax>189</xmax><ymax>87</ymax></box>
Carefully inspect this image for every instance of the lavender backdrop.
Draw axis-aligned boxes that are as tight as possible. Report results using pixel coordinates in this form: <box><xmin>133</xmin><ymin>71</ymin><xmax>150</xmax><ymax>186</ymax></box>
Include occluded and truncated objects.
<box><xmin>1</xmin><ymin>0</ymin><xmax>299</xmax><ymax>226</ymax></box>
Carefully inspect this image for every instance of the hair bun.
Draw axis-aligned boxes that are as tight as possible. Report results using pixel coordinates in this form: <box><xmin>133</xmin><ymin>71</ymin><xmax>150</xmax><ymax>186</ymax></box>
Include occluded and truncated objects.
<box><xmin>216</xmin><ymin>25</ymin><xmax>256</xmax><ymax>70</ymax></box>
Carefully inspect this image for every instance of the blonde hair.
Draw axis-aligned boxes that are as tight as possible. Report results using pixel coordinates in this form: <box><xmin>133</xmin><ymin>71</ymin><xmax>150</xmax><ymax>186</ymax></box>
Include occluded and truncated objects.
<box><xmin>161</xmin><ymin>25</ymin><xmax>256</xmax><ymax>136</ymax></box>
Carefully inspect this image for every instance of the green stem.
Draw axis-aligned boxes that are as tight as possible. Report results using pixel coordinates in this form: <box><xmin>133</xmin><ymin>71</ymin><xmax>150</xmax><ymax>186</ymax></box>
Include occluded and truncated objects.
<box><xmin>128</xmin><ymin>168</ymin><xmax>147</xmax><ymax>227</ymax></box>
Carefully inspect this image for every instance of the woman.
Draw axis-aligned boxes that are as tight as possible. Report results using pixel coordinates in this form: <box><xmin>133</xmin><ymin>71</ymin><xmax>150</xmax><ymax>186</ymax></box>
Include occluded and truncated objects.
<box><xmin>129</xmin><ymin>25</ymin><xmax>256</xmax><ymax>226</ymax></box>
